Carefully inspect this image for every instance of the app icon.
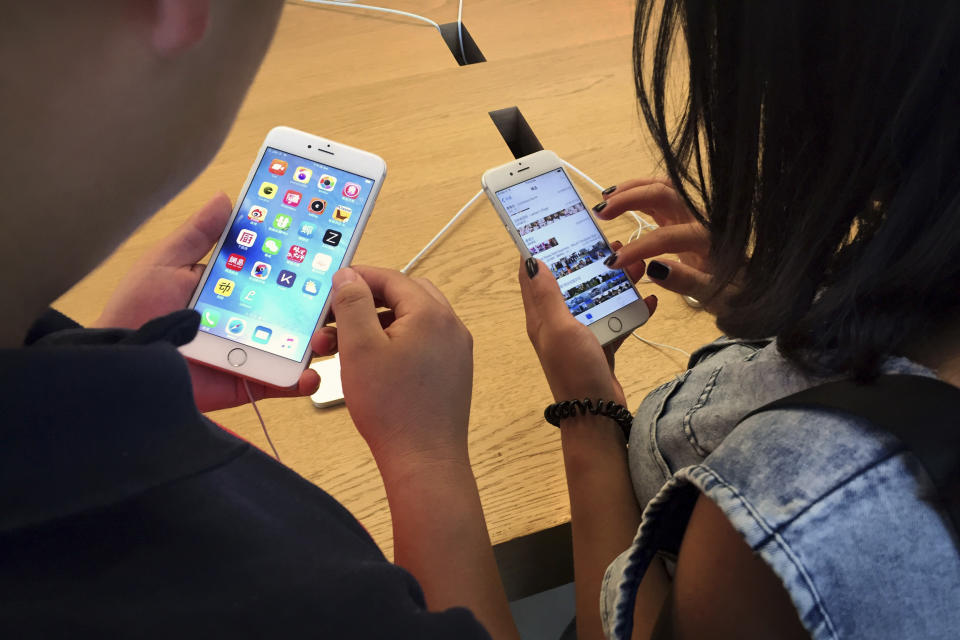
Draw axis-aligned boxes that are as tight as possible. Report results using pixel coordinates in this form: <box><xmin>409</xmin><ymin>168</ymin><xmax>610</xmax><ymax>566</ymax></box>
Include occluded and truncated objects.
<box><xmin>241</xmin><ymin>288</ymin><xmax>257</xmax><ymax>304</ymax></box>
<box><xmin>226</xmin><ymin>317</ymin><xmax>247</xmax><ymax>336</ymax></box>
<box><xmin>342</xmin><ymin>182</ymin><xmax>361</xmax><ymax>199</ymax></box>
<box><xmin>277</xmin><ymin>269</ymin><xmax>297</xmax><ymax>287</ymax></box>
<box><xmin>322</xmin><ymin>229</ymin><xmax>342</xmax><ymax>247</ymax></box>
<box><xmin>268</xmin><ymin>159</ymin><xmax>288</xmax><ymax>175</ymax></box>
<box><xmin>318</xmin><ymin>174</ymin><xmax>337</xmax><ymax>191</ymax></box>
<box><xmin>311</xmin><ymin>253</ymin><xmax>333</xmax><ymax>272</ymax></box>
<box><xmin>226</xmin><ymin>253</ymin><xmax>246</xmax><ymax>271</ymax></box>
<box><xmin>292</xmin><ymin>167</ymin><xmax>313</xmax><ymax>184</ymax></box>
<box><xmin>248</xmin><ymin>205</ymin><xmax>267</xmax><ymax>223</ymax></box>
<box><xmin>251</xmin><ymin>261</ymin><xmax>271</xmax><ymax>280</ymax></box>
<box><xmin>262</xmin><ymin>237</ymin><xmax>282</xmax><ymax>256</ymax></box>
<box><xmin>303</xmin><ymin>279</ymin><xmax>320</xmax><ymax>296</ymax></box>
<box><xmin>309</xmin><ymin>198</ymin><xmax>327</xmax><ymax>215</ymax></box>
<box><xmin>279</xmin><ymin>335</ymin><xmax>299</xmax><ymax>352</ymax></box>
<box><xmin>252</xmin><ymin>325</ymin><xmax>273</xmax><ymax>344</ymax></box>
<box><xmin>287</xmin><ymin>245</ymin><xmax>307</xmax><ymax>263</ymax></box>
<box><xmin>272</xmin><ymin>214</ymin><xmax>292</xmax><ymax>232</ymax></box>
<box><xmin>299</xmin><ymin>221</ymin><xmax>316</xmax><ymax>238</ymax></box>
<box><xmin>258</xmin><ymin>182</ymin><xmax>278</xmax><ymax>199</ymax></box>
<box><xmin>282</xmin><ymin>190</ymin><xmax>303</xmax><ymax>208</ymax></box>
<box><xmin>200</xmin><ymin>309</ymin><xmax>220</xmax><ymax>328</ymax></box>
<box><xmin>332</xmin><ymin>205</ymin><xmax>352</xmax><ymax>224</ymax></box>
<box><xmin>237</xmin><ymin>229</ymin><xmax>257</xmax><ymax>248</ymax></box>
<box><xmin>214</xmin><ymin>278</ymin><xmax>235</xmax><ymax>297</ymax></box>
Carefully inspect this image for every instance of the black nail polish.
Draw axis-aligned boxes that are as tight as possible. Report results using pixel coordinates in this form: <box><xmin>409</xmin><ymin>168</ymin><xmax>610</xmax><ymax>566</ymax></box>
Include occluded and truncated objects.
<box><xmin>525</xmin><ymin>257</ymin><xmax>539</xmax><ymax>279</ymax></box>
<box><xmin>603</xmin><ymin>253</ymin><xmax>618</xmax><ymax>267</ymax></box>
<box><xmin>647</xmin><ymin>260</ymin><xmax>670</xmax><ymax>280</ymax></box>
<box><xmin>592</xmin><ymin>201</ymin><xmax>608</xmax><ymax>213</ymax></box>
<box><xmin>601</xmin><ymin>185</ymin><xmax>617</xmax><ymax>196</ymax></box>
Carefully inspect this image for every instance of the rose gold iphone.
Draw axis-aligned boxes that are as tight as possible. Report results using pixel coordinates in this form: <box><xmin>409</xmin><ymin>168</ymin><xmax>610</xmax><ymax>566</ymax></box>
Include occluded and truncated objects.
<box><xmin>180</xmin><ymin>126</ymin><xmax>386</xmax><ymax>387</ymax></box>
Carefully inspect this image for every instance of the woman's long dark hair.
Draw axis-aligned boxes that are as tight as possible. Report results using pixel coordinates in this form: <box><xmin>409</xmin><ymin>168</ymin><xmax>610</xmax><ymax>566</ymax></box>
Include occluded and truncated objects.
<box><xmin>634</xmin><ymin>0</ymin><xmax>960</xmax><ymax>379</ymax></box>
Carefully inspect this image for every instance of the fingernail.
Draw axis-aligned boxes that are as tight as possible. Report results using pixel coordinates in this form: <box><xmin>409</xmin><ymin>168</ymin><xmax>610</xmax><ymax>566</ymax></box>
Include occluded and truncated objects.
<box><xmin>592</xmin><ymin>201</ymin><xmax>608</xmax><ymax>213</ymax></box>
<box><xmin>603</xmin><ymin>253</ymin><xmax>618</xmax><ymax>267</ymax></box>
<box><xmin>647</xmin><ymin>260</ymin><xmax>670</xmax><ymax>280</ymax></box>
<box><xmin>525</xmin><ymin>257</ymin><xmax>539</xmax><ymax>279</ymax></box>
<box><xmin>332</xmin><ymin>268</ymin><xmax>357</xmax><ymax>291</ymax></box>
<box><xmin>601</xmin><ymin>185</ymin><xmax>617</xmax><ymax>196</ymax></box>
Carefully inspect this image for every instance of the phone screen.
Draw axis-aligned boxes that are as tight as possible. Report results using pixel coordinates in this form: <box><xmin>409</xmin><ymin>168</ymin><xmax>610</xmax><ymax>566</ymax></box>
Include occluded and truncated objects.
<box><xmin>193</xmin><ymin>147</ymin><xmax>375</xmax><ymax>362</ymax></box>
<box><xmin>496</xmin><ymin>168</ymin><xmax>640</xmax><ymax>325</ymax></box>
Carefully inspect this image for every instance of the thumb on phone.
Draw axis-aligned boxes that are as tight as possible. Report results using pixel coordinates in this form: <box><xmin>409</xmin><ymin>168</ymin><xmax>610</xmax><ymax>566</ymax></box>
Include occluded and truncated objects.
<box><xmin>330</xmin><ymin>268</ymin><xmax>386</xmax><ymax>353</ymax></box>
<box><xmin>518</xmin><ymin>258</ymin><xmax>575</xmax><ymax>331</ymax></box>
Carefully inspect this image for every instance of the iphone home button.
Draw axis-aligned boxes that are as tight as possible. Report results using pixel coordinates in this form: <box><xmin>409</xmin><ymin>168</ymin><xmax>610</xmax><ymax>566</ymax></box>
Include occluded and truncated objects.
<box><xmin>607</xmin><ymin>317</ymin><xmax>623</xmax><ymax>333</ymax></box>
<box><xmin>227</xmin><ymin>348</ymin><xmax>247</xmax><ymax>367</ymax></box>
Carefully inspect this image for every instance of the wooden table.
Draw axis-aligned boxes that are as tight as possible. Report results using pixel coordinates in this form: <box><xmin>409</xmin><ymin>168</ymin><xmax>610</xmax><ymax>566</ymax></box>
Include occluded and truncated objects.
<box><xmin>55</xmin><ymin>0</ymin><xmax>719</xmax><ymax>592</ymax></box>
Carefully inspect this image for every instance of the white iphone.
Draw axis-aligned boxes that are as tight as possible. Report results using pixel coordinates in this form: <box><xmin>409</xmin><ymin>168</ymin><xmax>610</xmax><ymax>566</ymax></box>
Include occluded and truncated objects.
<box><xmin>180</xmin><ymin>126</ymin><xmax>386</xmax><ymax>388</ymax></box>
<box><xmin>482</xmin><ymin>150</ymin><xmax>649</xmax><ymax>345</ymax></box>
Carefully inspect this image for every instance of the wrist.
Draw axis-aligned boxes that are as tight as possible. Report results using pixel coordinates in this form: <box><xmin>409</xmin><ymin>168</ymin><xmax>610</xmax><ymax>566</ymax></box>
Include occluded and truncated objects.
<box><xmin>545</xmin><ymin>396</ymin><xmax>632</xmax><ymax>438</ymax></box>
<box><xmin>559</xmin><ymin>414</ymin><xmax>627</xmax><ymax>446</ymax></box>
<box><xmin>373</xmin><ymin>443</ymin><xmax>472</xmax><ymax>491</ymax></box>
<box><xmin>558</xmin><ymin>414</ymin><xmax>629</xmax><ymax>474</ymax></box>
<box><xmin>377</xmin><ymin>454</ymin><xmax>481</xmax><ymax>528</ymax></box>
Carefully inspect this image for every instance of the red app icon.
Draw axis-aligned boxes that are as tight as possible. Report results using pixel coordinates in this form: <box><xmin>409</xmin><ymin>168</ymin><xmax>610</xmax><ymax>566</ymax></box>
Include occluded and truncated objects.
<box><xmin>287</xmin><ymin>245</ymin><xmax>307</xmax><ymax>263</ymax></box>
<box><xmin>342</xmin><ymin>182</ymin><xmax>361</xmax><ymax>199</ymax></box>
<box><xmin>283</xmin><ymin>190</ymin><xmax>302</xmax><ymax>207</ymax></box>
<box><xmin>226</xmin><ymin>253</ymin><xmax>246</xmax><ymax>271</ymax></box>
<box><xmin>268</xmin><ymin>159</ymin><xmax>288</xmax><ymax>175</ymax></box>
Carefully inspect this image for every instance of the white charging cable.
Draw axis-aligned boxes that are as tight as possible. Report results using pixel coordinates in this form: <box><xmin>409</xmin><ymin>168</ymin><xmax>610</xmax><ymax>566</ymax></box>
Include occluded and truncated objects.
<box><xmin>457</xmin><ymin>0</ymin><xmax>466</xmax><ymax>64</ymax></box>
<box><xmin>401</xmin><ymin>190</ymin><xmax>483</xmax><ymax>274</ymax></box>
<box><xmin>296</xmin><ymin>1</ymin><xmax>440</xmax><ymax>32</ymax></box>
<box><xmin>296</xmin><ymin>0</ymin><xmax>469</xmax><ymax>64</ymax></box>
<box><xmin>242</xmin><ymin>378</ymin><xmax>282</xmax><ymax>461</ymax></box>
<box><xmin>561</xmin><ymin>160</ymin><xmax>658</xmax><ymax>243</ymax></box>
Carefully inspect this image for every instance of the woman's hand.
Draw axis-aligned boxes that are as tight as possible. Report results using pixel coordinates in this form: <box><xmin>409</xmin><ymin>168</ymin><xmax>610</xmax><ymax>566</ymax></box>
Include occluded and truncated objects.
<box><xmin>328</xmin><ymin>266</ymin><xmax>474</xmax><ymax>468</ymax></box>
<box><xmin>594</xmin><ymin>178</ymin><xmax>734</xmax><ymax>312</ymax></box>
<box><xmin>518</xmin><ymin>256</ymin><xmax>657</xmax><ymax>405</ymax></box>
<box><xmin>95</xmin><ymin>193</ymin><xmax>333</xmax><ymax>412</ymax></box>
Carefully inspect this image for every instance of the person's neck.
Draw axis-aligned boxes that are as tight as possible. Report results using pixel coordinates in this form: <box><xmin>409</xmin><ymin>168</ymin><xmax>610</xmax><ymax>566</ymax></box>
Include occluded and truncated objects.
<box><xmin>903</xmin><ymin>316</ymin><xmax>960</xmax><ymax>388</ymax></box>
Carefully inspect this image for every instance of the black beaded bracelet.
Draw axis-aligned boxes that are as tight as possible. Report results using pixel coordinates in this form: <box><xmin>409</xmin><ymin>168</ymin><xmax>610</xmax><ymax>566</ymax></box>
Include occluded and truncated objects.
<box><xmin>544</xmin><ymin>398</ymin><xmax>633</xmax><ymax>440</ymax></box>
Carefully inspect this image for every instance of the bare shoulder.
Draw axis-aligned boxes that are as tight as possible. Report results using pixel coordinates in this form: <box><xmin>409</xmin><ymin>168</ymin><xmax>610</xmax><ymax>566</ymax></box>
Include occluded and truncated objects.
<box><xmin>652</xmin><ymin>494</ymin><xmax>810</xmax><ymax>640</ymax></box>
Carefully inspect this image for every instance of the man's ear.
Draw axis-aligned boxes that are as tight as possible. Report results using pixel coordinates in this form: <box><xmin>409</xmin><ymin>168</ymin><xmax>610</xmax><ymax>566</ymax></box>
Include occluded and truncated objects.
<box><xmin>151</xmin><ymin>0</ymin><xmax>210</xmax><ymax>56</ymax></box>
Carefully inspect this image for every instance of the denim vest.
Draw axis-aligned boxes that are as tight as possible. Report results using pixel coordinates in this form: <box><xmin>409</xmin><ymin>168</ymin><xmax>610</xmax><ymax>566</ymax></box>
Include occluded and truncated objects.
<box><xmin>601</xmin><ymin>338</ymin><xmax>960</xmax><ymax>639</ymax></box>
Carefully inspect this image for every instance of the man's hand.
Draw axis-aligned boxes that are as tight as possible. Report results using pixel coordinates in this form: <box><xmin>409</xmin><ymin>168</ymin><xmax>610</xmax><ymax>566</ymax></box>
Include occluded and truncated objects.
<box><xmin>328</xmin><ymin>267</ymin><xmax>520</xmax><ymax>639</ymax></box>
<box><xmin>329</xmin><ymin>265</ymin><xmax>474</xmax><ymax>467</ymax></box>
<box><xmin>96</xmin><ymin>193</ymin><xmax>334</xmax><ymax>412</ymax></box>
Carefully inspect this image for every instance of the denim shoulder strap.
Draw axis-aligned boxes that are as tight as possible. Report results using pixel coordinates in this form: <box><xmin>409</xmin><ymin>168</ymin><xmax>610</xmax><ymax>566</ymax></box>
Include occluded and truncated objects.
<box><xmin>741</xmin><ymin>374</ymin><xmax>960</xmax><ymax>542</ymax></box>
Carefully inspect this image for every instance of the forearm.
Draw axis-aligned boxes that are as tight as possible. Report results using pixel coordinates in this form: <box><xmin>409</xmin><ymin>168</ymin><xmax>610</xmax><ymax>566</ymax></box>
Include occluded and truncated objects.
<box><xmin>378</xmin><ymin>455</ymin><xmax>520</xmax><ymax>640</ymax></box>
<box><xmin>560</xmin><ymin>415</ymin><xmax>646</xmax><ymax>640</ymax></box>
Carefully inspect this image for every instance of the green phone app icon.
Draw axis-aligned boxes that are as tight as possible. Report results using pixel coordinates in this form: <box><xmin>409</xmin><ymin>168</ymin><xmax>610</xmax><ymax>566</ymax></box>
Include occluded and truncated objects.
<box><xmin>272</xmin><ymin>214</ymin><xmax>292</xmax><ymax>231</ymax></box>
<box><xmin>201</xmin><ymin>309</ymin><xmax>220</xmax><ymax>328</ymax></box>
<box><xmin>263</xmin><ymin>237</ymin><xmax>282</xmax><ymax>256</ymax></box>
